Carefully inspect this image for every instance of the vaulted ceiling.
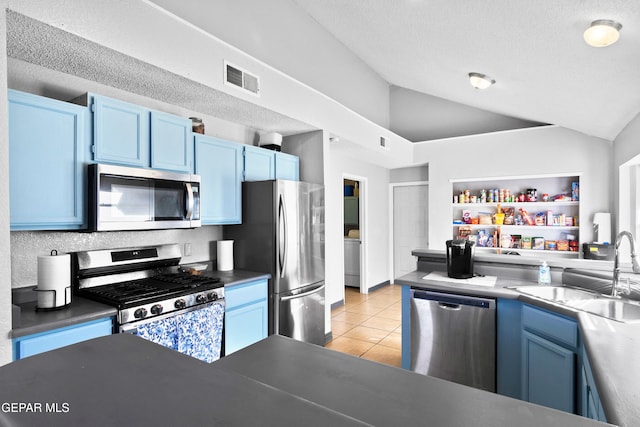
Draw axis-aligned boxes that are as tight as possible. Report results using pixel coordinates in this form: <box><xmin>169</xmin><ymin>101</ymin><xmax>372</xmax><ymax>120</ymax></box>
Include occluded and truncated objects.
<box><xmin>291</xmin><ymin>0</ymin><xmax>640</xmax><ymax>141</ymax></box>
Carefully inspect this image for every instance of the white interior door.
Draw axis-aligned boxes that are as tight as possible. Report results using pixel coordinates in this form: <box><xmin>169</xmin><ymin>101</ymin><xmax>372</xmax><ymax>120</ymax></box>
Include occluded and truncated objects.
<box><xmin>393</xmin><ymin>184</ymin><xmax>428</xmax><ymax>279</ymax></box>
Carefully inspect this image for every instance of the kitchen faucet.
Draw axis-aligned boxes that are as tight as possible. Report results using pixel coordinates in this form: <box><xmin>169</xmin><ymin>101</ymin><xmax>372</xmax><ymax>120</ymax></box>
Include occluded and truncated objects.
<box><xmin>612</xmin><ymin>231</ymin><xmax>640</xmax><ymax>297</ymax></box>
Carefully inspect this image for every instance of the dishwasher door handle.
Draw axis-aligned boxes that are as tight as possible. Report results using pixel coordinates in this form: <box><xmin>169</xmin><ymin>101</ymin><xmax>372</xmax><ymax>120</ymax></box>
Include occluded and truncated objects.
<box><xmin>437</xmin><ymin>302</ymin><xmax>462</xmax><ymax>310</ymax></box>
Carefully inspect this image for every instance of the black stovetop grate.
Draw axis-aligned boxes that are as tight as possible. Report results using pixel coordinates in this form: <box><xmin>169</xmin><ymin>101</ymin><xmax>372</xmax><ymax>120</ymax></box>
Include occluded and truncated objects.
<box><xmin>78</xmin><ymin>273</ymin><xmax>222</xmax><ymax>308</ymax></box>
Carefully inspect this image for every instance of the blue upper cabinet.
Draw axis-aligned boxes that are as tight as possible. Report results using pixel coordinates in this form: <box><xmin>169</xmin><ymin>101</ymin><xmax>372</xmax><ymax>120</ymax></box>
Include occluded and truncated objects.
<box><xmin>90</xmin><ymin>94</ymin><xmax>150</xmax><ymax>167</ymax></box>
<box><xmin>244</xmin><ymin>145</ymin><xmax>275</xmax><ymax>181</ymax></box>
<box><xmin>76</xmin><ymin>93</ymin><xmax>193</xmax><ymax>172</ymax></box>
<box><xmin>8</xmin><ymin>90</ymin><xmax>87</xmax><ymax>230</ymax></box>
<box><xmin>243</xmin><ymin>145</ymin><xmax>299</xmax><ymax>182</ymax></box>
<box><xmin>195</xmin><ymin>135</ymin><xmax>243</xmax><ymax>224</ymax></box>
<box><xmin>275</xmin><ymin>151</ymin><xmax>299</xmax><ymax>181</ymax></box>
<box><xmin>150</xmin><ymin>111</ymin><xmax>193</xmax><ymax>173</ymax></box>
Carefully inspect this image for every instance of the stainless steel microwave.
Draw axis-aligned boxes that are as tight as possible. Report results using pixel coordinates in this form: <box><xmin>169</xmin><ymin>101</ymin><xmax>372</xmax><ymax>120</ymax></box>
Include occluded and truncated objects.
<box><xmin>89</xmin><ymin>163</ymin><xmax>201</xmax><ymax>231</ymax></box>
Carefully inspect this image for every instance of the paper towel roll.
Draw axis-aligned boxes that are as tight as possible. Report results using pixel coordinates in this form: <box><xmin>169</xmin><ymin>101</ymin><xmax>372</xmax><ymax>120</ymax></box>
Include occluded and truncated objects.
<box><xmin>217</xmin><ymin>240</ymin><xmax>234</xmax><ymax>271</ymax></box>
<box><xmin>37</xmin><ymin>252</ymin><xmax>71</xmax><ymax>308</ymax></box>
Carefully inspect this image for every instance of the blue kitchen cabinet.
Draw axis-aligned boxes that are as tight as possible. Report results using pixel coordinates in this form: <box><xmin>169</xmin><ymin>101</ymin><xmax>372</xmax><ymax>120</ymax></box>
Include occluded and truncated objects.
<box><xmin>8</xmin><ymin>90</ymin><xmax>87</xmax><ymax>230</ymax></box>
<box><xmin>521</xmin><ymin>304</ymin><xmax>578</xmax><ymax>414</ymax></box>
<box><xmin>194</xmin><ymin>135</ymin><xmax>243</xmax><ymax>224</ymax></box>
<box><xmin>89</xmin><ymin>94</ymin><xmax>150</xmax><ymax>167</ymax></box>
<box><xmin>77</xmin><ymin>93</ymin><xmax>193</xmax><ymax>172</ymax></box>
<box><xmin>243</xmin><ymin>146</ymin><xmax>299</xmax><ymax>182</ymax></box>
<box><xmin>275</xmin><ymin>151</ymin><xmax>299</xmax><ymax>181</ymax></box>
<box><xmin>580</xmin><ymin>345</ymin><xmax>607</xmax><ymax>422</ymax></box>
<box><xmin>400</xmin><ymin>285</ymin><xmax>411</xmax><ymax>369</ymax></box>
<box><xmin>244</xmin><ymin>145</ymin><xmax>275</xmax><ymax>181</ymax></box>
<box><xmin>13</xmin><ymin>317</ymin><xmax>114</xmax><ymax>361</ymax></box>
<box><xmin>150</xmin><ymin>111</ymin><xmax>193</xmax><ymax>173</ymax></box>
<box><xmin>224</xmin><ymin>279</ymin><xmax>268</xmax><ymax>355</ymax></box>
<box><xmin>496</xmin><ymin>298</ymin><xmax>523</xmax><ymax>398</ymax></box>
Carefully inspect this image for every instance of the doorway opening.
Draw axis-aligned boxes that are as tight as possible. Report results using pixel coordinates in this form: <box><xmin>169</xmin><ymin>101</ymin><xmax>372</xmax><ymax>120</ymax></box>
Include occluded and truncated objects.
<box><xmin>343</xmin><ymin>176</ymin><xmax>366</xmax><ymax>293</ymax></box>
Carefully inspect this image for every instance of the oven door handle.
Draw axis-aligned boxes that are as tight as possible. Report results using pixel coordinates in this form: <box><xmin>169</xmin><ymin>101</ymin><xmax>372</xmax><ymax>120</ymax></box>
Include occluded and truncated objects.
<box><xmin>185</xmin><ymin>183</ymin><xmax>194</xmax><ymax>220</ymax></box>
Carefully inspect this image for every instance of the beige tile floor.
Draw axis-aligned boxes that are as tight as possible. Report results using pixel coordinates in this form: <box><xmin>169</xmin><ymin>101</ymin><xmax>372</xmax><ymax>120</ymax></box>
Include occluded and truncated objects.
<box><xmin>325</xmin><ymin>284</ymin><xmax>402</xmax><ymax>367</ymax></box>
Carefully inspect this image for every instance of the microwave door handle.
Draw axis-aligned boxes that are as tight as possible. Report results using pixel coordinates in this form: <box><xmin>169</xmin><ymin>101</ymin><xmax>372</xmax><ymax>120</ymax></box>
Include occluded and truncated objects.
<box><xmin>185</xmin><ymin>183</ymin><xmax>194</xmax><ymax>220</ymax></box>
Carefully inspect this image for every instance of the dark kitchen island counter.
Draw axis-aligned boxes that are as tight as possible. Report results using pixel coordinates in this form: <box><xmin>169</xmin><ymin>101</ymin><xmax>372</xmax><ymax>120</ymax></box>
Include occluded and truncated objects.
<box><xmin>0</xmin><ymin>334</ymin><xmax>609</xmax><ymax>427</ymax></box>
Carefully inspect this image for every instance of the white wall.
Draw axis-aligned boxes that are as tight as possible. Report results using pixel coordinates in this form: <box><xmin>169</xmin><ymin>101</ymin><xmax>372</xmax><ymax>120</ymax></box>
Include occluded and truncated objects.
<box><xmin>0</xmin><ymin>0</ymin><xmax>13</xmax><ymax>366</ymax></box>
<box><xmin>414</xmin><ymin>126</ymin><xmax>613</xmax><ymax>250</ymax></box>
<box><xmin>328</xmin><ymin>140</ymin><xmax>390</xmax><ymax>305</ymax></box>
<box><xmin>148</xmin><ymin>0</ymin><xmax>390</xmax><ymax>129</ymax></box>
<box><xmin>7</xmin><ymin>0</ymin><xmax>413</xmax><ymax>169</ymax></box>
<box><xmin>613</xmin><ymin>112</ymin><xmax>640</xmax><ymax>259</ymax></box>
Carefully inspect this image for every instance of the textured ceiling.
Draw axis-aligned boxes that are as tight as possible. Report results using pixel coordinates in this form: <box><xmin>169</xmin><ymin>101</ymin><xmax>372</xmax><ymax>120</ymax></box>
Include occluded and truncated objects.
<box><xmin>5</xmin><ymin>11</ymin><xmax>317</xmax><ymax>137</ymax></box>
<box><xmin>292</xmin><ymin>0</ymin><xmax>640</xmax><ymax>141</ymax></box>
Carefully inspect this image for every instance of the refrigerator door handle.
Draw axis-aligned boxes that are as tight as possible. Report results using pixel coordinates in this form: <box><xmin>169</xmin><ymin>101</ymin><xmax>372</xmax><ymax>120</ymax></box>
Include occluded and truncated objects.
<box><xmin>278</xmin><ymin>194</ymin><xmax>287</xmax><ymax>278</ymax></box>
<box><xmin>280</xmin><ymin>284</ymin><xmax>325</xmax><ymax>302</ymax></box>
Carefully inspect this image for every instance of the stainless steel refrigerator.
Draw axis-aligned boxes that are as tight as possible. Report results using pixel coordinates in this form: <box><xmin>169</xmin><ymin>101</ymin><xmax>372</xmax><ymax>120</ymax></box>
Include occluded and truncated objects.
<box><xmin>224</xmin><ymin>180</ymin><xmax>325</xmax><ymax>345</ymax></box>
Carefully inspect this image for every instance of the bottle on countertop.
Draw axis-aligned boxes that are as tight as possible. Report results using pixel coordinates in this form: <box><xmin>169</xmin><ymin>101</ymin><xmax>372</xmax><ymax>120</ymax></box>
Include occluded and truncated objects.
<box><xmin>538</xmin><ymin>261</ymin><xmax>551</xmax><ymax>285</ymax></box>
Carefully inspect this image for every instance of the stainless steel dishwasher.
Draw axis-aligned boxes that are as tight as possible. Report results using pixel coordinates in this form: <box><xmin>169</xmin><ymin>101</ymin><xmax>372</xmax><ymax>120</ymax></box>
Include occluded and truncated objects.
<box><xmin>410</xmin><ymin>288</ymin><xmax>496</xmax><ymax>392</ymax></box>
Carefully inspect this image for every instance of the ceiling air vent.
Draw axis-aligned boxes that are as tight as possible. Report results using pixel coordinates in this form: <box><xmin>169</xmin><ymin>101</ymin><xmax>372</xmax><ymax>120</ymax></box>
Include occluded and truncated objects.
<box><xmin>379</xmin><ymin>136</ymin><xmax>389</xmax><ymax>150</ymax></box>
<box><xmin>224</xmin><ymin>61</ymin><xmax>260</xmax><ymax>96</ymax></box>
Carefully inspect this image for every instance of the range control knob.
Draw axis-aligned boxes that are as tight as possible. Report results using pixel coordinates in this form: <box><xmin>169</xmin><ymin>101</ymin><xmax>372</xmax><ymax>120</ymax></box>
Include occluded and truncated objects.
<box><xmin>150</xmin><ymin>304</ymin><xmax>163</xmax><ymax>315</ymax></box>
<box><xmin>134</xmin><ymin>308</ymin><xmax>148</xmax><ymax>319</ymax></box>
<box><xmin>195</xmin><ymin>294</ymin><xmax>207</xmax><ymax>304</ymax></box>
<box><xmin>207</xmin><ymin>292</ymin><xmax>218</xmax><ymax>301</ymax></box>
<box><xmin>174</xmin><ymin>299</ymin><xmax>186</xmax><ymax>309</ymax></box>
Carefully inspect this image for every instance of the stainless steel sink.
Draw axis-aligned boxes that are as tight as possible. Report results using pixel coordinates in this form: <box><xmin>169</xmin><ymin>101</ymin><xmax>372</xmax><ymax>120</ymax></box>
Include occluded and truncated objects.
<box><xmin>514</xmin><ymin>286</ymin><xmax>599</xmax><ymax>302</ymax></box>
<box><xmin>565</xmin><ymin>298</ymin><xmax>640</xmax><ymax>323</ymax></box>
<box><xmin>513</xmin><ymin>285</ymin><xmax>640</xmax><ymax>323</ymax></box>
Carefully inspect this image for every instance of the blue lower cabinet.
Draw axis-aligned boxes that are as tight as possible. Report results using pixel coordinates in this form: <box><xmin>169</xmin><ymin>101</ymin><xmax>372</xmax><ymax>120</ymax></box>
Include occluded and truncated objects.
<box><xmin>520</xmin><ymin>304</ymin><xmax>578</xmax><ymax>414</ymax></box>
<box><xmin>13</xmin><ymin>317</ymin><xmax>114</xmax><ymax>360</ymax></box>
<box><xmin>580</xmin><ymin>346</ymin><xmax>607</xmax><ymax>422</ymax></box>
<box><xmin>8</xmin><ymin>90</ymin><xmax>87</xmax><ymax>230</ymax></box>
<box><xmin>224</xmin><ymin>279</ymin><xmax>268</xmax><ymax>355</ymax></box>
<box><xmin>521</xmin><ymin>330</ymin><xmax>575</xmax><ymax>413</ymax></box>
<box><xmin>401</xmin><ymin>285</ymin><xmax>411</xmax><ymax>369</ymax></box>
<box><xmin>496</xmin><ymin>298</ymin><xmax>523</xmax><ymax>398</ymax></box>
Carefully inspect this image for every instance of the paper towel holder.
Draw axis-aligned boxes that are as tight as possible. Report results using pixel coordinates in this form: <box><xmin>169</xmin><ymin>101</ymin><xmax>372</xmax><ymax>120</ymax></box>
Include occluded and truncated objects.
<box><xmin>35</xmin><ymin>249</ymin><xmax>72</xmax><ymax>311</ymax></box>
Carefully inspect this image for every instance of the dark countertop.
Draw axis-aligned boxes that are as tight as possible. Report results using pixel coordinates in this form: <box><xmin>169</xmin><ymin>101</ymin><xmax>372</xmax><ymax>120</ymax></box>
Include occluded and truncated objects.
<box><xmin>0</xmin><ymin>334</ymin><xmax>368</xmax><ymax>427</ymax></box>
<box><xmin>10</xmin><ymin>269</ymin><xmax>270</xmax><ymax>339</ymax></box>
<box><xmin>0</xmin><ymin>334</ymin><xmax>608</xmax><ymax>427</ymax></box>
<box><xmin>10</xmin><ymin>297</ymin><xmax>117</xmax><ymax>339</ymax></box>
<box><xmin>215</xmin><ymin>335</ymin><xmax>607</xmax><ymax>427</ymax></box>
<box><xmin>395</xmin><ymin>269</ymin><xmax>640</xmax><ymax>427</ymax></box>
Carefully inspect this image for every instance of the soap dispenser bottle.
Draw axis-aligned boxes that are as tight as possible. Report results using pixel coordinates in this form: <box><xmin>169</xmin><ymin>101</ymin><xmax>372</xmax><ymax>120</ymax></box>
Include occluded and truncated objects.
<box><xmin>538</xmin><ymin>261</ymin><xmax>551</xmax><ymax>285</ymax></box>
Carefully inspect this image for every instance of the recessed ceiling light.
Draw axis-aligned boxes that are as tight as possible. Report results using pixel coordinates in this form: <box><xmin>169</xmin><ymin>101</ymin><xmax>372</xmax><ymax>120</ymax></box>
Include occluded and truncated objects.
<box><xmin>468</xmin><ymin>72</ymin><xmax>495</xmax><ymax>90</ymax></box>
<box><xmin>584</xmin><ymin>19</ymin><xmax>622</xmax><ymax>47</ymax></box>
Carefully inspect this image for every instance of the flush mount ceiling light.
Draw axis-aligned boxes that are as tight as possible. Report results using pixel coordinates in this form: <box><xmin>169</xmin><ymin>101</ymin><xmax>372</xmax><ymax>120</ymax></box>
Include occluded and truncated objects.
<box><xmin>584</xmin><ymin>19</ymin><xmax>622</xmax><ymax>47</ymax></box>
<box><xmin>468</xmin><ymin>72</ymin><xmax>495</xmax><ymax>90</ymax></box>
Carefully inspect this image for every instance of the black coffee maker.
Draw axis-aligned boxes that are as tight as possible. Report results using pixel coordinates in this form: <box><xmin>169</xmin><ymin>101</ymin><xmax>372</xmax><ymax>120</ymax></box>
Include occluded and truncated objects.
<box><xmin>446</xmin><ymin>239</ymin><xmax>475</xmax><ymax>279</ymax></box>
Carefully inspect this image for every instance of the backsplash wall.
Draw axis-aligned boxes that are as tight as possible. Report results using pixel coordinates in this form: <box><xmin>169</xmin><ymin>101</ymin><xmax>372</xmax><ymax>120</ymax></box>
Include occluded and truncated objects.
<box><xmin>10</xmin><ymin>226</ymin><xmax>222</xmax><ymax>288</ymax></box>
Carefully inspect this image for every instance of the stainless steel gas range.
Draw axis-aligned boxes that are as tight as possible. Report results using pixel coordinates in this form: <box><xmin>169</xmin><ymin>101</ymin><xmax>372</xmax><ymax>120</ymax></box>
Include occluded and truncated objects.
<box><xmin>73</xmin><ymin>244</ymin><xmax>225</xmax><ymax>363</ymax></box>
